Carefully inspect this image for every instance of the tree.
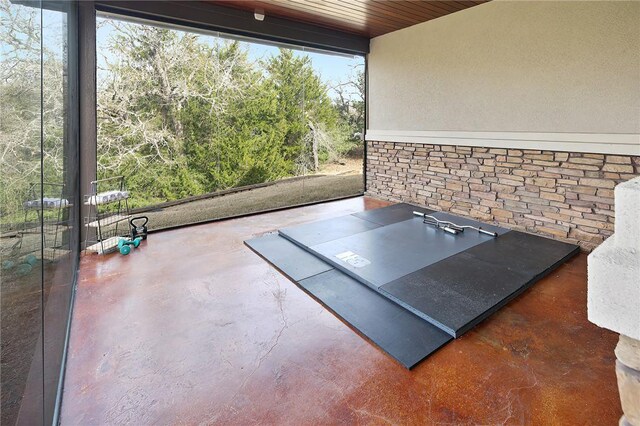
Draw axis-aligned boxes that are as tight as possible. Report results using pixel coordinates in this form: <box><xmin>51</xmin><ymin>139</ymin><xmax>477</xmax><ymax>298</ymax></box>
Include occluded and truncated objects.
<box><xmin>1</xmin><ymin>6</ymin><xmax>364</xmax><ymax>222</ymax></box>
<box><xmin>96</xmin><ymin>20</ymin><xmax>360</xmax><ymax>207</ymax></box>
<box><xmin>332</xmin><ymin>64</ymin><xmax>365</xmax><ymax>146</ymax></box>
<box><xmin>264</xmin><ymin>48</ymin><xmax>345</xmax><ymax>172</ymax></box>
<box><xmin>98</xmin><ymin>23</ymin><xmax>249</xmax><ymax>202</ymax></box>
<box><xmin>0</xmin><ymin>0</ymin><xmax>67</xmax><ymax>220</ymax></box>
<box><xmin>185</xmin><ymin>43</ymin><xmax>290</xmax><ymax>189</ymax></box>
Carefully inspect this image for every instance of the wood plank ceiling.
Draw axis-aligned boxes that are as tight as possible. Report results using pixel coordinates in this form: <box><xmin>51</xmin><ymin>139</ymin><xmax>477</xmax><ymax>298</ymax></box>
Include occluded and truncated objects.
<box><xmin>209</xmin><ymin>1</ymin><xmax>487</xmax><ymax>38</ymax></box>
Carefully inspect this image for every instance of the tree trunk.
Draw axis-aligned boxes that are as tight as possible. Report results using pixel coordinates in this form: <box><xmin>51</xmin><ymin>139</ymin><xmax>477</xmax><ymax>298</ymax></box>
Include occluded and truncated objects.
<box><xmin>309</xmin><ymin>122</ymin><xmax>319</xmax><ymax>172</ymax></box>
<box><xmin>151</xmin><ymin>40</ymin><xmax>183</xmax><ymax>142</ymax></box>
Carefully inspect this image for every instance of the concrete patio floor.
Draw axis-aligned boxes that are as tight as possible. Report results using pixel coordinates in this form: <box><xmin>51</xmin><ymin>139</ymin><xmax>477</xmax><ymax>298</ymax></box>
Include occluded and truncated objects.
<box><xmin>60</xmin><ymin>197</ymin><xmax>621</xmax><ymax>425</ymax></box>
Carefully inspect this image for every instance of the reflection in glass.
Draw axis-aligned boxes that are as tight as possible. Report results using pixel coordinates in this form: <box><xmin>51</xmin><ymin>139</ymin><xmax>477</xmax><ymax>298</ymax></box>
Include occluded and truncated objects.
<box><xmin>1</xmin><ymin>1</ymin><xmax>78</xmax><ymax>424</ymax></box>
<box><xmin>1</xmin><ymin>1</ymin><xmax>44</xmax><ymax>424</ymax></box>
<box><xmin>42</xmin><ymin>2</ymin><xmax>78</xmax><ymax>422</ymax></box>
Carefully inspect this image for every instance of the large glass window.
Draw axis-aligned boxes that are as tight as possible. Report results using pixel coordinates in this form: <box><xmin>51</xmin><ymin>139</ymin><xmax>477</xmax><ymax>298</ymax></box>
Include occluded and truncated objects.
<box><xmin>0</xmin><ymin>1</ymin><xmax>79</xmax><ymax>424</ymax></box>
<box><xmin>96</xmin><ymin>15</ymin><xmax>365</xmax><ymax>230</ymax></box>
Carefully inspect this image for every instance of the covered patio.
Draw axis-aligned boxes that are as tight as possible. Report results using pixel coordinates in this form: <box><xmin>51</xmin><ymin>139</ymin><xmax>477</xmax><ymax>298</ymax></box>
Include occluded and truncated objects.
<box><xmin>1</xmin><ymin>1</ymin><xmax>639</xmax><ymax>425</ymax></box>
<box><xmin>60</xmin><ymin>197</ymin><xmax>621</xmax><ymax>424</ymax></box>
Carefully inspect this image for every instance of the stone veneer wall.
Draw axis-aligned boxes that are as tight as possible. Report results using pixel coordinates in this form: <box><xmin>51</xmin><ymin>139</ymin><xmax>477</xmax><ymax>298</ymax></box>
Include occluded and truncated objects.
<box><xmin>366</xmin><ymin>141</ymin><xmax>640</xmax><ymax>251</ymax></box>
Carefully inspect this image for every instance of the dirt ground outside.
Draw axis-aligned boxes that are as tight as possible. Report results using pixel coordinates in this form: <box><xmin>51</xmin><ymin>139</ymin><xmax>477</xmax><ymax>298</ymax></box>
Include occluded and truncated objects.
<box><xmin>141</xmin><ymin>174</ymin><xmax>363</xmax><ymax>230</ymax></box>
<box><xmin>0</xmin><ymin>160</ymin><xmax>363</xmax><ymax>255</ymax></box>
<box><xmin>137</xmin><ymin>160</ymin><xmax>364</xmax><ymax>231</ymax></box>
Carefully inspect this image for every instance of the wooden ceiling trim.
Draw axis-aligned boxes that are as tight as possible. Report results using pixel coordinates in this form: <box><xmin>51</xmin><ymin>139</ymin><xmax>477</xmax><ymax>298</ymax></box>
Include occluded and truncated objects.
<box><xmin>345</xmin><ymin>0</ymin><xmax>442</xmax><ymax>21</ymax></box>
<box><xmin>307</xmin><ymin>1</ymin><xmax>453</xmax><ymax>32</ymax></box>
<box><xmin>327</xmin><ymin>0</ymin><xmax>429</xmax><ymax>18</ymax></box>
<box><xmin>255</xmin><ymin>0</ymin><xmax>389</xmax><ymax>27</ymax></box>
<box><xmin>213</xmin><ymin>0</ymin><xmax>373</xmax><ymax>35</ymax></box>
<box><xmin>206</xmin><ymin>0</ymin><xmax>487</xmax><ymax>39</ymax></box>
<box><xmin>326</xmin><ymin>1</ymin><xmax>433</xmax><ymax>25</ymax></box>
<box><xmin>327</xmin><ymin>5</ymin><xmax>422</xmax><ymax>25</ymax></box>
<box><xmin>286</xmin><ymin>14</ymin><xmax>398</xmax><ymax>36</ymax></box>
<box><xmin>427</xmin><ymin>1</ymin><xmax>464</xmax><ymax>13</ymax></box>
<box><xmin>391</xmin><ymin>1</ymin><xmax>456</xmax><ymax>18</ymax></box>
<box><xmin>284</xmin><ymin>0</ymin><xmax>413</xmax><ymax>28</ymax></box>
<box><xmin>358</xmin><ymin>2</ymin><xmax>437</xmax><ymax>22</ymax></box>
<box><xmin>452</xmin><ymin>1</ymin><xmax>483</xmax><ymax>9</ymax></box>
<box><xmin>379</xmin><ymin>4</ymin><xmax>440</xmax><ymax>21</ymax></box>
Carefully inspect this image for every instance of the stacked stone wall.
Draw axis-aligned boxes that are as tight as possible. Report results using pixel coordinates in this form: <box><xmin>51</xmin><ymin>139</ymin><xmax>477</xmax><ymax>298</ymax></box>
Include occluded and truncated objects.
<box><xmin>366</xmin><ymin>141</ymin><xmax>640</xmax><ymax>250</ymax></box>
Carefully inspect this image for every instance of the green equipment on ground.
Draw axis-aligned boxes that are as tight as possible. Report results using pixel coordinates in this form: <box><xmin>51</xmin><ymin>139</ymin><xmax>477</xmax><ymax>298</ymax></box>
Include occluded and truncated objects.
<box><xmin>2</xmin><ymin>260</ymin><xmax>16</xmax><ymax>270</ymax></box>
<box><xmin>117</xmin><ymin>237</ymin><xmax>142</xmax><ymax>255</ymax></box>
<box><xmin>16</xmin><ymin>263</ymin><xmax>33</xmax><ymax>276</ymax></box>
<box><xmin>4</xmin><ymin>254</ymin><xmax>40</xmax><ymax>275</ymax></box>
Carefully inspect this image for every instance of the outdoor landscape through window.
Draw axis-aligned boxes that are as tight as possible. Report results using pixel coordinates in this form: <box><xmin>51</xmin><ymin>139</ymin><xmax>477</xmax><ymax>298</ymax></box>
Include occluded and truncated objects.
<box><xmin>96</xmin><ymin>15</ymin><xmax>366</xmax><ymax>230</ymax></box>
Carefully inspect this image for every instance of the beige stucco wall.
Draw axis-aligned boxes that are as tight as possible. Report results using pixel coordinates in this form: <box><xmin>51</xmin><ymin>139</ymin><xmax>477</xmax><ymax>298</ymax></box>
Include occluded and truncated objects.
<box><xmin>367</xmin><ymin>0</ymin><xmax>640</xmax><ymax>135</ymax></box>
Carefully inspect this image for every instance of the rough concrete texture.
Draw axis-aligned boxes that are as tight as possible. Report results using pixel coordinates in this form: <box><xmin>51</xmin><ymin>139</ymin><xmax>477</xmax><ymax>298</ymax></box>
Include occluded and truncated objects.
<box><xmin>60</xmin><ymin>197</ymin><xmax>621</xmax><ymax>425</ymax></box>
<box><xmin>588</xmin><ymin>237</ymin><xmax>640</xmax><ymax>340</ymax></box>
<box><xmin>617</xmin><ymin>335</ymin><xmax>640</xmax><ymax>371</ymax></box>
<box><xmin>616</xmin><ymin>359</ymin><xmax>640</xmax><ymax>425</ymax></box>
<box><xmin>615</xmin><ymin>177</ymin><xmax>640</xmax><ymax>250</ymax></box>
<box><xmin>588</xmin><ymin>176</ymin><xmax>640</xmax><ymax>340</ymax></box>
<box><xmin>616</xmin><ymin>335</ymin><xmax>640</xmax><ymax>426</ymax></box>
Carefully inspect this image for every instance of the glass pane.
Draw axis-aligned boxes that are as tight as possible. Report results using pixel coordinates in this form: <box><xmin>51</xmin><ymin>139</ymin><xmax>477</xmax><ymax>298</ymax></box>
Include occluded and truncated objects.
<box><xmin>0</xmin><ymin>0</ymin><xmax>44</xmax><ymax>424</ymax></box>
<box><xmin>42</xmin><ymin>2</ymin><xmax>78</xmax><ymax>423</ymax></box>
<box><xmin>95</xmin><ymin>14</ymin><xmax>365</xmax><ymax>232</ymax></box>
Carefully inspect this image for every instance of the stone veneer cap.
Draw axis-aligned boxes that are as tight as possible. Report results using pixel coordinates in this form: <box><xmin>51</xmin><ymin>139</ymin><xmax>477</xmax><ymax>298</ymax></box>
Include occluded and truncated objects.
<box><xmin>587</xmin><ymin>176</ymin><xmax>640</xmax><ymax>339</ymax></box>
<box><xmin>614</xmin><ymin>177</ymin><xmax>640</xmax><ymax>251</ymax></box>
<box><xmin>588</xmin><ymin>236</ymin><xmax>640</xmax><ymax>339</ymax></box>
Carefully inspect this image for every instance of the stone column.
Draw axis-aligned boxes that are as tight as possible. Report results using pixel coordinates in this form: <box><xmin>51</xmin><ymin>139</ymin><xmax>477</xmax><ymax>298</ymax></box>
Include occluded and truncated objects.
<box><xmin>588</xmin><ymin>176</ymin><xmax>640</xmax><ymax>426</ymax></box>
<box><xmin>616</xmin><ymin>336</ymin><xmax>640</xmax><ymax>425</ymax></box>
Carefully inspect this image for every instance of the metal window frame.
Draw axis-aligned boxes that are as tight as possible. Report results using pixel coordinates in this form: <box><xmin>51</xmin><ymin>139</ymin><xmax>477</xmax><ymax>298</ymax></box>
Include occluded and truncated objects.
<box><xmin>94</xmin><ymin>1</ymin><xmax>369</xmax><ymax>55</ymax></box>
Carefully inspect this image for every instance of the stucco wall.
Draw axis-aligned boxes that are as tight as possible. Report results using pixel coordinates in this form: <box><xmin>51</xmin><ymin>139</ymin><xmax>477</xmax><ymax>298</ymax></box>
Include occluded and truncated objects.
<box><xmin>367</xmin><ymin>0</ymin><xmax>640</xmax><ymax>137</ymax></box>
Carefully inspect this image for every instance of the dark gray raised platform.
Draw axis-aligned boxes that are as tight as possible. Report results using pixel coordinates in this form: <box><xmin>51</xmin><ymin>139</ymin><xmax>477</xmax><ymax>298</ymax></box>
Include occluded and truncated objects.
<box><xmin>245</xmin><ymin>234</ymin><xmax>452</xmax><ymax>368</ymax></box>
<box><xmin>245</xmin><ymin>203</ymin><xmax>579</xmax><ymax>367</ymax></box>
<box><xmin>278</xmin><ymin>203</ymin><xmax>436</xmax><ymax>247</ymax></box>
<box><xmin>379</xmin><ymin>231</ymin><xmax>579</xmax><ymax>336</ymax></box>
<box><xmin>288</xmin><ymin>213</ymin><xmax>509</xmax><ymax>290</ymax></box>
<box><xmin>352</xmin><ymin>202</ymin><xmax>435</xmax><ymax>226</ymax></box>
<box><xmin>278</xmin><ymin>215</ymin><xmax>381</xmax><ymax>247</ymax></box>
<box><xmin>242</xmin><ymin>232</ymin><xmax>332</xmax><ymax>281</ymax></box>
<box><xmin>299</xmin><ymin>270</ymin><xmax>452</xmax><ymax>368</ymax></box>
<box><xmin>278</xmin><ymin>203</ymin><xmax>579</xmax><ymax>337</ymax></box>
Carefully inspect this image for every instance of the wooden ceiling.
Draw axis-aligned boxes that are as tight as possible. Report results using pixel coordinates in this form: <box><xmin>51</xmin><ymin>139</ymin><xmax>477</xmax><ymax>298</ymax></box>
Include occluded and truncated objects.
<box><xmin>209</xmin><ymin>1</ymin><xmax>487</xmax><ymax>38</ymax></box>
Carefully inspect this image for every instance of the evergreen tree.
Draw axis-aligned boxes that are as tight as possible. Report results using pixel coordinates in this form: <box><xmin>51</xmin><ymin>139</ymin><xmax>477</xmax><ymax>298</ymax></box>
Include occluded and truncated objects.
<box><xmin>264</xmin><ymin>49</ymin><xmax>344</xmax><ymax>172</ymax></box>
